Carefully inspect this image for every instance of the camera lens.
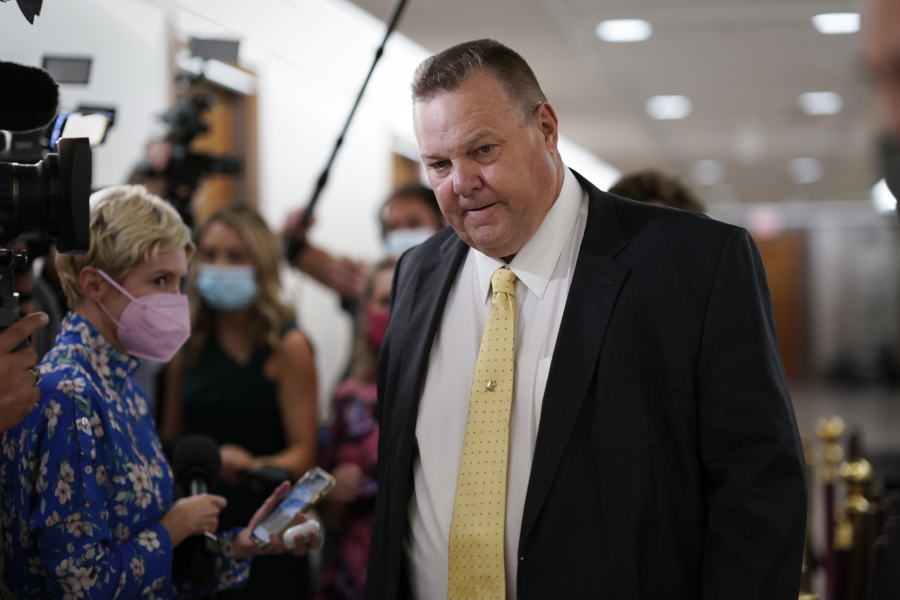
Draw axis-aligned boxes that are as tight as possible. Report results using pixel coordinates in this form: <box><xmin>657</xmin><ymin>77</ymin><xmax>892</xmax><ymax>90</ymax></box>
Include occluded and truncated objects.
<box><xmin>0</xmin><ymin>137</ymin><xmax>91</xmax><ymax>253</ymax></box>
<box><xmin>0</xmin><ymin>153</ymin><xmax>55</xmax><ymax>243</ymax></box>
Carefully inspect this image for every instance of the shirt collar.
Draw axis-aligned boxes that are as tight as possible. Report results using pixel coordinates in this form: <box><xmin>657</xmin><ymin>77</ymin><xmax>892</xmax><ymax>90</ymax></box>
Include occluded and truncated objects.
<box><xmin>475</xmin><ymin>167</ymin><xmax>584</xmax><ymax>301</ymax></box>
<box><xmin>63</xmin><ymin>312</ymin><xmax>142</xmax><ymax>377</ymax></box>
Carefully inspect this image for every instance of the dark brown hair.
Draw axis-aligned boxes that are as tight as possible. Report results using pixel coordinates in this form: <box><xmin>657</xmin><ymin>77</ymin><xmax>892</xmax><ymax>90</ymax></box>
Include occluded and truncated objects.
<box><xmin>609</xmin><ymin>169</ymin><xmax>707</xmax><ymax>213</ymax></box>
<box><xmin>412</xmin><ymin>39</ymin><xmax>547</xmax><ymax>123</ymax></box>
<box><xmin>379</xmin><ymin>183</ymin><xmax>443</xmax><ymax>239</ymax></box>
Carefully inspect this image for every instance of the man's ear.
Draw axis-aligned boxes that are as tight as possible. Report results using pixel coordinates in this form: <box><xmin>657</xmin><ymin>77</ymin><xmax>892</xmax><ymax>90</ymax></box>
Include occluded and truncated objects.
<box><xmin>79</xmin><ymin>267</ymin><xmax>109</xmax><ymax>304</ymax></box>
<box><xmin>535</xmin><ymin>101</ymin><xmax>560</xmax><ymax>148</ymax></box>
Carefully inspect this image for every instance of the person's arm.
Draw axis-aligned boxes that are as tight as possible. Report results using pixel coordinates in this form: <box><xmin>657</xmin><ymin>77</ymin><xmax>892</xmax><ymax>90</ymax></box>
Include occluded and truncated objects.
<box><xmin>230</xmin><ymin>480</ymin><xmax>322</xmax><ymax>560</ymax></box>
<box><xmin>219</xmin><ymin>330</ymin><xmax>319</xmax><ymax>483</ymax></box>
<box><xmin>268</xmin><ymin>329</ymin><xmax>320</xmax><ymax>477</ymax></box>
<box><xmin>281</xmin><ymin>206</ymin><xmax>368</xmax><ymax>304</ymax></box>
<box><xmin>294</xmin><ymin>245</ymin><xmax>368</xmax><ymax>305</ymax></box>
<box><xmin>0</xmin><ymin>312</ymin><xmax>47</xmax><ymax>432</ymax></box>
<box><xmin>29</xmin><ymin>384</ymin><xmax>227</xmax><ymax>599</ymax></box>
<box><xmin>169</xmin><ymin>481</ymin><xmax>323</xmax><ymax>596</ymax></box>
<box><xmin>31</xmin><ymin>386</ymin><xmax>173</xmax><ymax>598</ymax></box>
<box><xmin>696</xmin><ymin>227</ymin><xmax>807</xmax><ymax>598</ymax></box>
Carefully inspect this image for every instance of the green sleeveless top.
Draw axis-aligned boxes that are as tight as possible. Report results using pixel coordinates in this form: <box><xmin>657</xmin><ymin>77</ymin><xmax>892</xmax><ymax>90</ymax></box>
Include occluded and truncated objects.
<box><xmin>181</xmin><ymin>321</ymin><xmax>310</xmax><ymax>599</ymax></box>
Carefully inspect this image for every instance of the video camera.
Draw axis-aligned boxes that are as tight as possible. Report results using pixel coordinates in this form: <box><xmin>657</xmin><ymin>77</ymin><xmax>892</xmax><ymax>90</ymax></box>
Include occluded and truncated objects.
<box><xmin>0</xmin><ymin>60</ymin><xmax>92</xmax><ymax>338</ymax></box>
<box><xmin>135</xmin><ymin>87</ymin><xmax>242</xmax><ymax>227</ymax></box>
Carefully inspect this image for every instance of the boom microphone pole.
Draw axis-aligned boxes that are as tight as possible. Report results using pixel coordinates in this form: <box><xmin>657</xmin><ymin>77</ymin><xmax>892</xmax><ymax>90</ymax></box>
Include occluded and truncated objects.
<box><xmin>288</xmin><ymin>0</ymin><xmax>411</xmax><ymax>257</ymax></box>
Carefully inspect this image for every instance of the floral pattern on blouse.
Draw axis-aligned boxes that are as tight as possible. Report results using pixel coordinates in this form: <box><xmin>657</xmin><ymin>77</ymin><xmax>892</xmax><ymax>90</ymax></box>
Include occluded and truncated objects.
<box><xmin>0</xmin><ymin>313</ymin><xmax>251</xmax><ymax>599</ymax></box>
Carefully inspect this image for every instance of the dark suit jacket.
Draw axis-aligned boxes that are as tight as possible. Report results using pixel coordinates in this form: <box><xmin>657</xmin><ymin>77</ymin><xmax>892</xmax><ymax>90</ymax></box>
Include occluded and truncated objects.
<box><xmin>366</xmin><ymin>171</ymin><xmax>807</xmax><ymax>599</ymax></box>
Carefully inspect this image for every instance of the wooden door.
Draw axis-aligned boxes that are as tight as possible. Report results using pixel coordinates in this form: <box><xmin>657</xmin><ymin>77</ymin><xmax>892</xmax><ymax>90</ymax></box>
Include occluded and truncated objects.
<box><xmin>754</xmin><ymin>231</ymin><xmax>808</xmax><ymax>380</ymax></box>
<box><xmin>189</xmin><ymin>81</ymin><xmax>258</xmax><ymax>226</ymax></box>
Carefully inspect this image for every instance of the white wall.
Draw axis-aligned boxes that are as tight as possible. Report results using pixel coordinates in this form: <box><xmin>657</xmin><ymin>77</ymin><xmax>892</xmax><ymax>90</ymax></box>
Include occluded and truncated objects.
<box><xmin>0</xmin><ymin>0</ymin><xmax>170</xmax><ymax>187</ymax></box>
<box><xmin>1</xmin><ymin>0</ymin><xmax>620</xmax><ymax>417</ymax></box>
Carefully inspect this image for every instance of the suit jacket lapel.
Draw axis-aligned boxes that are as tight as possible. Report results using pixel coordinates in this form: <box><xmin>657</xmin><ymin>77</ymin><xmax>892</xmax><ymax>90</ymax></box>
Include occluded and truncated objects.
<box><xmin>389</xmin><ymin>233</ymin><xmax>469</xmax><ymax>515</ymax></box>
<box><xmin>519</xmin><ymin>172</ymin><xmax>631</xmax><ymax>550</ymax></box>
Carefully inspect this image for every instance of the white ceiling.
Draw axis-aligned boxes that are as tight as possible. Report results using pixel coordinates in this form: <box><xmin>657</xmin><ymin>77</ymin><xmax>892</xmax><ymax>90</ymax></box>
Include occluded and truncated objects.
<box><xmin>346</xmin><ymin>0</ymin><xmax>878</xmax><ymax>207</ymax></box>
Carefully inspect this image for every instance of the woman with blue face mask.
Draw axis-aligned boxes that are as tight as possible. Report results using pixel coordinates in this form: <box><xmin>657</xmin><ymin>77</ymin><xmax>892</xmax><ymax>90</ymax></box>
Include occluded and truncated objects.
<box><xmin>162</xmin><ymin>204</ymin><xmax>319</xmax><ymax>600</ymax></box>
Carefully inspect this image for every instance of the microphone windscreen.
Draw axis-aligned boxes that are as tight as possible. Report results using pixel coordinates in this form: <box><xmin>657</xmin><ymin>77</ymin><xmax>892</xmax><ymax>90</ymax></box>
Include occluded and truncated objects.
<box><xmin>0</xmin><ymin>61</ymin><xmax>59</xmax><ymax>132</ymax></box>
<box><xmin>172</xmin><ymin>434</ymin><xmax>221</xmax><ymax>492</ymax></box>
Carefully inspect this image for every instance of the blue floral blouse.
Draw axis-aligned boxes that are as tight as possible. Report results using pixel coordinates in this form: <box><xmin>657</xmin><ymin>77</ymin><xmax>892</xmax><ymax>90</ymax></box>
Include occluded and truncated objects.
<box><xmin>0</xmin><ymin>313</ymin><xmax>251</xmax><ymax>599</ymax></box>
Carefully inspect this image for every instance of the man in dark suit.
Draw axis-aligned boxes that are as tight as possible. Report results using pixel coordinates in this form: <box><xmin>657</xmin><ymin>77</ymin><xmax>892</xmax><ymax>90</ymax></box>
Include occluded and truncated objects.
<box><xmin>366</xmin><ymin>39</ymin><xmax>807</xmax><ymax>599</ymax></box>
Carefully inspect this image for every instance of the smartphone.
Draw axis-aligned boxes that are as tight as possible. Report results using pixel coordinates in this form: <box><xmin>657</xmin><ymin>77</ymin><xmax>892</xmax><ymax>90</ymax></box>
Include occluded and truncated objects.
<box><xmin>250</xmin><ymin>467</ymin><xmax>335</xmax><ymax>548</ymax></box>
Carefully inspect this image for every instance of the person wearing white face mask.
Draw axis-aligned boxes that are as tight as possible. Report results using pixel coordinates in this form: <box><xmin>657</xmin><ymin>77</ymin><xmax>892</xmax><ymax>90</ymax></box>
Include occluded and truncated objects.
<box><xmin>281</xmin><ymin>183</ymin><xmax>446</xmax><ymax>306</ymax></box>
<box><xmin>162</xmin><ymin>204</ymin><xmax>320</xmax><ymax>600</ymax></box>
<box><xmin>0</xmin><ymin>186</ymin><xmax>318</xmax><ymax>600</ymax></box>
<box><xmin>379</xmin><ymin>183</ymin><xmax>447</xmax><ymax>256</ymax></box>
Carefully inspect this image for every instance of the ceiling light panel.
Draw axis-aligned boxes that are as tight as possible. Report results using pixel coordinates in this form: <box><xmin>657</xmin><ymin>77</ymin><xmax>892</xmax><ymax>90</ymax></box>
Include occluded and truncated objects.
<box><xmin>645</xmin><ymin>95</ymin><xmax>692</xmax><ymax>120</ymax></box>
<box><xmin>812</xmin><ymin>13</ymin><xmax>860</xmax><ymax>35</ymax></box>
<box><xmin>596</xmin><ymin>19</ymin><xmax>653</xmax><ymax>43</ymax></box>
<box><xmin>798</xmin><ymin>91</ymin><xmax>843</xmax><ymax>115</ymax></box>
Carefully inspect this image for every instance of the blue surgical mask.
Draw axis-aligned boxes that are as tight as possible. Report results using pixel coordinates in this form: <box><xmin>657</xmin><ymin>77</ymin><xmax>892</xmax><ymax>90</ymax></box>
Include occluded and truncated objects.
<box><xmin>195</xmin><ymin>264</ymin><xmax>259</xmax><ymax>311</ymax></box>
<box><xmin>384</xmin><ymin>227</ymin><xmax>436</xmax><ymax>255</ymax></box>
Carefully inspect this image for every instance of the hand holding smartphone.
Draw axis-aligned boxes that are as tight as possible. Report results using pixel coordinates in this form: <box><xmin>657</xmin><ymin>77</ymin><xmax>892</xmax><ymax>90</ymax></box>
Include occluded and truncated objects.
<box><xmin>250</xmin><ymin>467</ymin><xmax>335</xmax><ymax>549</ymax></box>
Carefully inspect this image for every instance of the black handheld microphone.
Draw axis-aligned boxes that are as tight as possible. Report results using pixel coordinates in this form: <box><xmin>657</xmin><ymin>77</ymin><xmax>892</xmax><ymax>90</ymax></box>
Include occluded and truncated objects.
<box><xmin>171</xmin><ymin>434</ymin><xmax>222</xmax><ymax>591</ymax></box>
<box><xmin>172</xmin><ymin>433</ymin><xmax>221</xmax><ymax>496</ymax></box>
<box><xmin>0</xmin><ymin>61</ymin><xmax>59</xmax><ymax>133</ymax></box>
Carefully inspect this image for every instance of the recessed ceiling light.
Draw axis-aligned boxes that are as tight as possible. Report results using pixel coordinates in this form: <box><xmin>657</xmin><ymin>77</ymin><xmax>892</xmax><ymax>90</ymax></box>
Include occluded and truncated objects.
<box><xmin>812</xmin><ymin>13</ymin><xmax>860</xmax><ymax>35</ymax></box>
<box><xmin>645</xmin><ymin>95</ymin><xmax>692</xmax><ymax>120</ymax></box>
<box><xmin>596</xmin><ymin>19</ymin><xmax>653</xmax><ymax>43</ymax></box>
<box><xmin>798</xmin><ymin>91</ymin><xmax>843</xmax><ymax>115</ymax></box>
<box><xmin>789</xmin><ymin>158</ymin><xmax>823</xmax><ymax>184</ymax></box>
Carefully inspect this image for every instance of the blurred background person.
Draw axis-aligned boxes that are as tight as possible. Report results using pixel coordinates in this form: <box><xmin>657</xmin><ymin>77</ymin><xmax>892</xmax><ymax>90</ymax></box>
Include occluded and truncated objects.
<box><xmin>162</xmin><ymin>203</ymin><xmax>319</xmax><ymax>600</ymax></box>
<box><xmin>284</xmin><ymin>183</ymin><xmax>445</xmax><ymax>307</ymax></box>
<box><xmin>313</xmin><ymin>257</ymin><xmax>395</xmax><ymax>600</ymax></box>
<box><xmin>608</xmin><ymin>169</ymin><xmax>707</xmax><ymax>213</ymax></box>
<box><xmin>0</xmin><ymin>185</ymin><xmax>316</xmax><ymax>599</ymax></box>
<box><xmin>379</xmin><ymin>183</ymin><xmax>445</xmax><ymax>255</ymax></box>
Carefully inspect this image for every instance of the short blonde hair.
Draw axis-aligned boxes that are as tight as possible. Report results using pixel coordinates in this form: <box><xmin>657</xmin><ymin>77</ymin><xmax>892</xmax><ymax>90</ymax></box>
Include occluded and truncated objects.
<box><xmin>56</xmin><ymin>185</ymin><xmax>194</xmax><ymax>308</ymax></box>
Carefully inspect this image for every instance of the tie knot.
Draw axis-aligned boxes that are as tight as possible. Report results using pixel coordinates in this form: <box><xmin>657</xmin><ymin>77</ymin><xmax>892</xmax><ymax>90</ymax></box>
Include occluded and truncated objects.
<box><xmin>491</xmin><ymin>267</ymin><xmax>517</xmax><ymax>296</ymax></box>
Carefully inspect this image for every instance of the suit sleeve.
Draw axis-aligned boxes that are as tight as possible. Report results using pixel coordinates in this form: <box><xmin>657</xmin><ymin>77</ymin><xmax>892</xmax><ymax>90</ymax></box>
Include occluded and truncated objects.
<box><xmin>695</xmin><ymin>227</ymin><xmax>807</xmax><ymax>598</ymax></box>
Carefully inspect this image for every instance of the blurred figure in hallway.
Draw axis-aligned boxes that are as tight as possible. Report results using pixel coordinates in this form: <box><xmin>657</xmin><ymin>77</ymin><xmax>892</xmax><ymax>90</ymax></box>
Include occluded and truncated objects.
<box><xmin>609</xmin><ymin>169</ymin><xmax>706</xmax><ymax>213</ymax></box>
<box><xmin>283</xmin><ymin>184</ymin><xmax>445</xmax><ymax>307</ymax></box>
<box><xmin>313</xmin><ymin>257</ymin><xmax>396</xmax><ymax>600</ymax></box>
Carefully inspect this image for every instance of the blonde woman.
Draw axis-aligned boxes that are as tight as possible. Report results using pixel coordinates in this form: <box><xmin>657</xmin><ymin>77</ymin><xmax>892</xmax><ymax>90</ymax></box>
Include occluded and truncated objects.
<box><xmin>163</xmin><ymin>204</ymin><xmax>319</xmax><ymax>599</ymax></box>
<box><xmin>0</xmin><ymin>186</ymin><xmax>314</xmax><ymax>600</ymax></box>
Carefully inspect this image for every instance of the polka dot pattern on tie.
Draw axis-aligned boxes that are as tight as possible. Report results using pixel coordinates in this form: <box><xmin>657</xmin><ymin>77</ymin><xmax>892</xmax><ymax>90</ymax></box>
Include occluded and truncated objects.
<box><xmin>448</xmin><ymin>266</ymin><xmax>517</xmax><ymax>600</ymax></box>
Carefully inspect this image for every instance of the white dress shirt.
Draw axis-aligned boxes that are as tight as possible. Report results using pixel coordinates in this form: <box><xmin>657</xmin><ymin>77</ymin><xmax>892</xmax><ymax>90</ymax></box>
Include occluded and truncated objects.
<box><xmin>405</xmin><ymin>168</ymin><xmax>589</xmax><ymax>599</ymax></box>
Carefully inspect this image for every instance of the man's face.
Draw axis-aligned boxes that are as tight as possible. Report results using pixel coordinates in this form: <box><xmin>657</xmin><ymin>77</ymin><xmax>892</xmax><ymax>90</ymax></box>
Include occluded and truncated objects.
<box><xmin>414</xmin><ymin>72</ymin><xmax>563</xmax><ymax>261</ymax></box>
<box><xmin>865</xmin><ymin>0</ymin><xmax>900</xmax><ymax>135</ymax></box>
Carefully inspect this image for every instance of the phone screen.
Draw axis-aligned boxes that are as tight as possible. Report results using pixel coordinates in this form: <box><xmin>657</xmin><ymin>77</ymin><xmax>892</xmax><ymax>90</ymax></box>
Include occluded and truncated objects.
<box><xmin>251</xmin><ymin>468</ymin><xmax>333</xmax><ymax>546</ymax></box>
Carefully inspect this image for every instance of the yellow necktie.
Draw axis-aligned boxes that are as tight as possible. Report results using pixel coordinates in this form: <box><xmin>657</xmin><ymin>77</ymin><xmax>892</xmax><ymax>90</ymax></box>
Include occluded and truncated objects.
<box><xmin>448</xmin><ymin>266</ymin><xmax>518</xmax><ymax>600</ymax></box>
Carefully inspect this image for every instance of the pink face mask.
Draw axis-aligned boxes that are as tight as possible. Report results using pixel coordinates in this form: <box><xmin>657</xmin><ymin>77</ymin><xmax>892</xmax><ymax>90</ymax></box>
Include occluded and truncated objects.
<box><xmin>366</xmin><ymin>308</ymin><xmax>390</xmax><ymax>350</ymax></box>
<box><xmin>96</xmin><ymin>269</ymin><xmax>191</xmax><ymax>363</ymax></box>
